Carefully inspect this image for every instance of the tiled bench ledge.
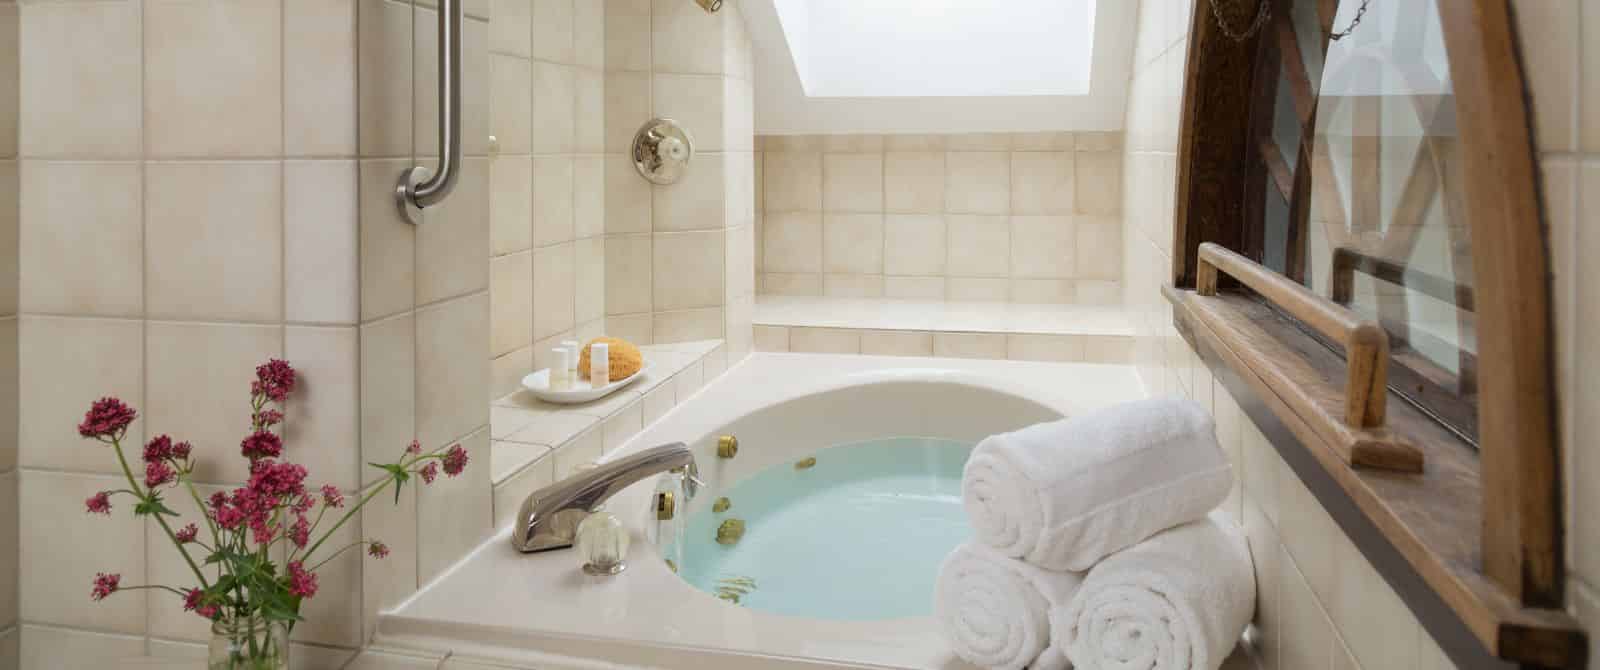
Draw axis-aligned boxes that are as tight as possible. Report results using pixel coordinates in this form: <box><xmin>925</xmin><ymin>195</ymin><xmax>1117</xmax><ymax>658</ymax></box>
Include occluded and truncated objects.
<box><xmin>753</xmin><ymin>296</ymin><xmax>1135</xmax><ymax>363</ymax></box>
<box><xmin>488</xmin><ymin>339</ymin><xmax>726</xmax><ymax>529</ymax></box>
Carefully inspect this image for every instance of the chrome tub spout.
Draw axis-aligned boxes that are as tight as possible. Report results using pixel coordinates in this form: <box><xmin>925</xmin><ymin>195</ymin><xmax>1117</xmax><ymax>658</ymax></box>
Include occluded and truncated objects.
<box><xmin>512</xmin><ymin>442</ymin><xmax>698</xmax><ymax>553</ymax></box>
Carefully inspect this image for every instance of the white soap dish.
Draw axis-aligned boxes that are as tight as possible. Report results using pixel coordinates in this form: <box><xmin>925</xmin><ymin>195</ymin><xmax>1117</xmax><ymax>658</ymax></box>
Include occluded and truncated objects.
<box><xmin>521</xmin><ymin>360</ymin><xmax>654</xmax><ymax>405</ymax></box>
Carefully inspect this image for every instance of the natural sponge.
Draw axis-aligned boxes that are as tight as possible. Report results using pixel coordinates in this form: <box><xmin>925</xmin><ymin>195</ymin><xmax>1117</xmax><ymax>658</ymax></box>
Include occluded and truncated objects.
<box><xmin>578</xmin><ymin>337</ymin><xmax>643</xmax><ymax>383</ymax></box>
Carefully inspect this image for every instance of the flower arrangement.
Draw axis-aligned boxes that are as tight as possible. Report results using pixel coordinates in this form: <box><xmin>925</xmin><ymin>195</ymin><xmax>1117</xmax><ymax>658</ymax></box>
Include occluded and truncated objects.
<box><xmin>78</xmin><ymin>359</ymin><xmax>468</xmax><ymax>669</ymax></box>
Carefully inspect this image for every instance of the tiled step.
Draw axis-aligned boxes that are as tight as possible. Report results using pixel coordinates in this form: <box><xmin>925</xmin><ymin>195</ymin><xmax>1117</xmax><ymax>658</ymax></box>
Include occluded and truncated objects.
<box><xmin>753</xmin><ymin>297</ymin><xmax>1135</xmax><ymax>363</ymax></box>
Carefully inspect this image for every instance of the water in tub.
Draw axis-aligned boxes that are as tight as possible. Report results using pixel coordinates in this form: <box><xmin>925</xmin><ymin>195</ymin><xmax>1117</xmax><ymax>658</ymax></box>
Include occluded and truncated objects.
<box><xmin>662</xmin><ymin>437</ymin><xmax>971</xmax><ymax>620</ymax></box>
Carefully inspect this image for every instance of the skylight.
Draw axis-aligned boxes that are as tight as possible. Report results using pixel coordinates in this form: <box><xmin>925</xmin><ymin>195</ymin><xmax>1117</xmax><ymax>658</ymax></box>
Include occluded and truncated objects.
<box><xmin>773</xmin><ymin>0</ymin><xmax>1097</xmax><ymax>98</ymax></box>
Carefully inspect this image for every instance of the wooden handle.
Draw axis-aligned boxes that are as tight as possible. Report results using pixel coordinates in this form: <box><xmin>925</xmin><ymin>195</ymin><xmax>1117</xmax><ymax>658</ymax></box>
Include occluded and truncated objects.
<box><xmin>1197</xmin><ymin>243</ymin><xmax>1389</xmax><ymax>429</ymax></box>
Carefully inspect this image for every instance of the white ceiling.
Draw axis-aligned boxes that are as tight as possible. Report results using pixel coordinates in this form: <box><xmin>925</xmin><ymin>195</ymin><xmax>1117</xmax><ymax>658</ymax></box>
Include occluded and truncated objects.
<box><xmin>741</xmin><ymin>0</ymin><xmax>1139</xmax><ymax>135</ymax></box>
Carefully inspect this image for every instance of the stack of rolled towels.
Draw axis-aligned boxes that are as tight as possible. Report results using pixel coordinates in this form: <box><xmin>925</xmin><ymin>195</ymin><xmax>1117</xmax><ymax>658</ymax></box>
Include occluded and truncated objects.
<box><xmin>936</xmin><ymin>397</ymin><xmax>1255</xmax><ymax>670</ymax></box>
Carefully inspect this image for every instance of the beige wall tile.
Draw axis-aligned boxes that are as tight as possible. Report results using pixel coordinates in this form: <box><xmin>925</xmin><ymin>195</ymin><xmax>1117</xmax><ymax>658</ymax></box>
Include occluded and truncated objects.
<box><xmin>947</xmin><ymin>215</ymin><xmax>1010</xmax><ymax>277</ymax></box>
<box><xmin>653</xmin><ymin>151</ymin><xmax>726</xmax><ymax>231</ymax></box>
<box><xmin>490</xmin><ymin>157</ymin><xmax>534</xmax><ymax>254</ymax></box>
<box><xmin>764</xmin><ymin>211</ymin><xmax>822</xmax><ymax>273</ymax></box>
<box><xmin>1006</xmin><ymin>334</ymin><xmax>1085</xmax><ymax>362</ymax></box>
<box><xmin>19</xmin><ymin>1</ymin><xmax>142</xmax><ymax>158</ymax></box>
<box><xmin>20</xmin><ymin>471</ymin><xmax>146</xmax><ymax>633</ymax></box>
<box><xmin>415</xmin><ymin>294</ymin><xmax>489</xmax><ymax>451</ymax></box>
<box><xmin>18</xmin><ymin>161</ymin><xmax>142</xmax><ymax>317</ymax></box>
<box><xmin>934</xmin><ymin>332</ymin><xmax>1007</xmax><ymax>359</ymax></box>
<box><xmin>653</xmin><ymin>307</ymin><xmax>723</xmax><ymax>343</ymax></box>
<box><xmin>532</xmin><ymin>62</ymin><xmax>577</xmax><ymax>155</ymax></box>
<box><xmin>824</xmin><ymin>153</ymin><xmax>885</xmax><ymax>213</ymax></box>
<box><xmin>861</xmin><ymin>330</ymin><xmax>934</xmax><ymax>357</ymax></box>
<box><xmin>534</xmin><ymin>156</ymin><xmax>576</xmax><ymax>246</ymax></box>
<box><xmin>416</xmin><ymin>429</ymin><xmax>492</xmax><ymax>583</ymax></box>
<box><xmin>358</xmin><ymin>0</ymin><xmax>413</xmax><ymax>157</ymax></box>
<box><xmin>490</xmin><ymin>252</ymin><xmax>534</xmax><ymax>356</ymax></box>
<box><xmin>605</xmin><ymin>0</ymin><xmax>652</xmax><ymax>72</ymax></box>
<box><xmin>1084</xmin><ymin>335</ymin><xmax>1134</xmax><ymax>363</ymax></box>
<box><xmin>1076</xmin><ymin>151</ymin><xmax>1124</xmax><ymax>216</ymax></box>
<box><xmin>575</xmin><ymin>156</ymin><xmax>606</xmax><ymax>239</ymax></box>
<box><xmin>1012</xmin><ymin>132</ymin><xmax>1075</xmax><ymax>151</ymax></box>
<box><xmin>885</xmin><ymin>151</ymin><xmax>946</xmax><ymax>214</ymax></box>
<box><xmin>0</xmin><ymin>473</ymin><xmax>12</xmax><ymax>629</ymax></box>
<box><xmin>284</xmin><ymin>326</ymin><xmax>362</xmax><ymax>490</ymax></box>
<box><xmin>146</xmin><ymin>162</ymin><xmax>283</xmax><ymax>322</ymax></box>
<box><xmin>0</xmin><ymin>319</ymin><xmax>14</xmax><ymax>473</ymax></box>
<box><xmin>948</xmin><ymin>133</ymin><xmax>1013</xmax><ymax>151</ymax></box>
<box><xmin>652</xmin><ymin>0</ymin><xmax>724</xmax><ymax>75</ymax></box>
<box><xmin>490</xmin><ymin>0</ymin><xmax>532</xmax><ymax>57</ymax></box>
<box><xmin>360</xmin><ymin>159</ymin><xmax>416</xmax><ymax>321</ymax></box>
<box><xmin>885</xmin><ymin>276</ymin><xmax>946</xmax><ymax>299</ymax></box>
<box><xmin>574</xmin><ymin>0</ymin><xmax>604</xmax><ymax>69</ymax></box>
<box><xmin>576</xmin><ymin>70</ymin><xmax>606</xmax><ymax>155</ymax></box>
<box><xmin>1011</xmin><ymin>152</ymin><xmax>1075</xmax><ymax>215</ymax></box>
<box><xmin>604</xmin><ymin>71</ymin><xmax>651</xmax><ymax>154</ymax></box>
<box><xmin>146</xmin><ymin>321</ymin><xmax>282</xmax><ymax>484</ymax></box>
<box><xmin>606</xmin><ymin>154</ymin><xmax>653</xmax><ymax>234</ymax></box>
<box><xmin>945</xmin><ymin>152</ymin><xmax>1010</xmax><ymax>214</ymax></box>
<box><xmin>145</xmin><ymin>0</ymin><xmax>282</xmax><ymax>157</ymax></box>
<box><xmin>534</xmin><ymin>243</ymin><xmax>577</xmax><ymax>339</ymax></box>
<box><xmin>886</xmin><ymin>213</ymin><xmax>952</xmax><ymax>277</ymax></box>
<box><xmin>533</xmin><ymin>0</ymin><xmax>575</xmax><ymax>63</ymax></box>
<box><xmin>1076</xmin><ymin>217</ymin><xmax>1124</xmax><ymax>280</ymax></box>
<box><xmin>789</xmin><ymin>327</ymin><xmax>860</xmax><ymax>354</ymax></box>
<box><xmin>18</xmin><ymin>317</ymin><xmax>142</xmax><ymax>474</ymax></box>
<box><xmin>1279</xmin><ymin>552</ymin><xmax>1333</xmax><ymax>670</ymax></box>
<box><xmin>286</xmin><ymin>160</ymin><xmax>360</xmax><ymax>325</ymax></box>
<box><xmin>605</xmin><ymin>234</ymin><xmax>653</xmax><ymax>316</ymax></box>
<box><xmin>602</xmin><ymin>401</ymin><xmax>644</xmax><ymax>452</ymax></box>
<box><xmin>823</xmin><ymin>274</ymin><xmax>885</xmax><ymax>298</ymax></box>
<box><xmin>762</xmin><ymin>272</ymin><xmax>822</xmax><ymax>296</ymax></box>
<box><xmin>1010</xmin><ymin>215</ymin><xmax>1075</xmax><ymax>279</ymax></box>
<box><xmin>753</xmin><ymin>325</ymin><xmax>789</xmax><ymax>352</ymax></box>
<box><xmin>1512</xmin><ymin>0</ymin><xmax>1578</xmax><ymax>153</ymax></box>
<box><xmin>764</xmin><ymin>152</ymin><xmax>822</xmax><ymax>212</ymax></box>
<box><xmin>285</xmin><ymin>0</ymin><xmax>357</xmax><ymax>157</ymax></box>
<box><xmin>489</xmin><ymin>55</ymin><xmax>532</xmax><ymax>154</ymax></box>
<box><xmin>1010</xmin><ymin>279</ymin><xmax>1076</xmax><ymax>304</ymax></box>
<box><xmin>822</xmin><ymin>213</ymin><xmax>885</xmax><ymax>274</ymax></box>
<box><xmin>653</xmin><ymin>230</ymin><xmax>725</xmax><ymax>311</ymax></box>
<box><xmin>948</xmin><ymin>277</ymin><xmax>1010</xmax><ymax>302</ymax></box>
<box><xmin>360</xmin><ymin>479</ymin><xmax>415</xmax><ymax>640</ymax></box>
<box><xmin>654</xmin><ymin>74</ymin><xmax>725</xmax><ymax>152</ymax></box>
<box><xmin>576</xmin><ymin>236</ymin><xmax>606</xmax><ymax>323</ymax></box>
<box><xmin>418</xmin><ymin>158</ymin><xmax>490</xmax><ymax>304</ymax></box>
<box><xmin>642</xmin><ymin>383</ymin><xmax>677</xmax><ymax>424</ymax></box>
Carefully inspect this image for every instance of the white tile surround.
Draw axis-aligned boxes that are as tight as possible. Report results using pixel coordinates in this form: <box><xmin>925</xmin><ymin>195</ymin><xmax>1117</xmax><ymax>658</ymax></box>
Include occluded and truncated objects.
<box><xmin>756</xmin><ymin>132</ymin><xmax>1125</xmax><ymax>305</ymax></box>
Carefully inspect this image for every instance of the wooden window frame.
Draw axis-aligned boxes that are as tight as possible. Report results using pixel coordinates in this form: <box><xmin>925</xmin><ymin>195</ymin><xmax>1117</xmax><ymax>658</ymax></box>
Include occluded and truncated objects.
<box><xmin>1169</xmin><ymin>0</ymin><xmax>1585</xmax><ymax>667</ymax></box>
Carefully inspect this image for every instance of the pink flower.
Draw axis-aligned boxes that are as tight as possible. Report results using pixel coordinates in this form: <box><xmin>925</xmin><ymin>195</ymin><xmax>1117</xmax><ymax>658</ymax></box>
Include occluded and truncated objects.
<box><xmin>368</xmin><ymin>541</ymin><xmax>390</xmax><ymax>559</ymax></box>
<box><xmin>171</xmin><ymin>441</ymin><xmax>193</xmax><ymax>461</ymax></box>
<box><xmin>250</xmin><ymin>516</ymin><xmax>277</xmax><ymax>546</ymax></box>
<box><xmin>442</xmin><ymin>444</ymin><xmax>469</xmax><ymax>477</ymax></box>
<box><xmin>184</xmin><ymin>588</ymin><xmax>219</xmax><ymax>620</ymax></box>
<box><xmin>85</xmin><ymin>491</ymin><xmax>112</xmax><ymax>515</ymax></box>
<box><xmin>256</xmin><ymin>408</ymin><xmax>284</xmax><ymax>427</ymax></box>
<box><xmin>196</xmin><ymin>603</ymin><xmax>220</xmax><ymax>619</ymax></box>
<box><xmin>175</xmin><ymin>523</ymin><xmax>198</xmax><ymax>544</ymax></box>
<box><xmin>210</xmin><ymin>492</ymin><xmax>247</xmax><ymax>530</ymax></box>
<box><xmin>144</xmin><ymin>460</ymin><xmax>175</xmax><ymax>488</ymax></box>
<box><xmin>405</xmin><ymin>440</ymin><xmax>421</xmax><ymax>456</ymax></box>
<box><xmin>289</xmin><ymin>515</ymin><xmax>310</xmax><ymax>548</ymax></box>
<box><xmin>142</xmin><ymin>435</ymin><xmax>173</xmax><ymax>463</ymax></box>
<box><xmin>78</xmin><ymin>397</ymin><xmax>137</xmax><ymax>440</ymax></box>
<box><xmin>286</xmin><ymin>561</ymin><xmax>318</xmax><ymax>599</ymax></box>
<box><xmin>320</xmin><ymin>484</ymin><xmax>345</xmax><ymax>509</ymax></box>
<box><xmin>252</xmin><ymin>359</ymin><xmax>297</xmax><ymax>403</ymax></box>
<box><xmin>290</xmin><ymin>492</ymin><xmax>314</xmax><ymax>515</ymax></box>
<box><xmin>418</xmin><ymin>462</ymin><xmax>439</xmax><ymax>485</ymax></box>
<box><xmin>239</xmin><ymin>430</ymin><xmax>283</xmax><ymax>461</ymax></box>
<box><xmin>90</xmin><ymin>573</ymin><xmax>120</xmax><ymax>601</ymax></box>
<box><xmin>247</xmin><ymin>460</ymin><xmax>308</xmax><ymax>499</ymax></box>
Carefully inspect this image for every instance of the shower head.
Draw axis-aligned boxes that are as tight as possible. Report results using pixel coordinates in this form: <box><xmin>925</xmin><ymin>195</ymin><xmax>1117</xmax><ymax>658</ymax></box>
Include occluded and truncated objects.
<box><xmin>695</xmin><ymin>0</ymin><xmax>723</xmax><ymax>13</ymax></box>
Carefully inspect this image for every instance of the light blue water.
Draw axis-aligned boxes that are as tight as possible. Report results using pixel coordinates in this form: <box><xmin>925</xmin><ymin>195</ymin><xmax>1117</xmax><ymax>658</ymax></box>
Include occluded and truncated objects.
<box><xmin>664</xmin><ymin>437</ymin><xmax>973</xmax><ymax>620</ymax></box>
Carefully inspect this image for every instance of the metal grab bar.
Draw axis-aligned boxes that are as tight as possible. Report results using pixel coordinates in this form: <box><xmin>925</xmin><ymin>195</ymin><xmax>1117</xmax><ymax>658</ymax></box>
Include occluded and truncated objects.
<box><xmin>394</xmin><ymin>0</ymin><xmax>461</xmax><ymax>225</ymax></box>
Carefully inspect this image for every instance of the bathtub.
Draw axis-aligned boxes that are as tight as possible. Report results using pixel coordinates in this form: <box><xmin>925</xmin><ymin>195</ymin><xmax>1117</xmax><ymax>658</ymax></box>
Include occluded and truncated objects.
<box><xmin>375</xmin><ymin>352</ymin><xmax>1145</xmax><ymax>669</ymax></box>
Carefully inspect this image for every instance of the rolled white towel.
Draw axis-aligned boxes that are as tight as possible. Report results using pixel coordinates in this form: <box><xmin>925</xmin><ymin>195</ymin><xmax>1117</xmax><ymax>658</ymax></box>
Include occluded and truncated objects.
<box><xmin>935</xmin><ymin>542</ymin><xmax>1084</xmax><ymax>670</ymax></box>
<box><xmin>963</xmin><ymin>397</ymin><xmax>1232</xmax><ymax>571</ymax></box>
<box><xmin>1053</xmin><ymin>513</ymin><xmax>1255</xmax><ymax>670</ymax></box>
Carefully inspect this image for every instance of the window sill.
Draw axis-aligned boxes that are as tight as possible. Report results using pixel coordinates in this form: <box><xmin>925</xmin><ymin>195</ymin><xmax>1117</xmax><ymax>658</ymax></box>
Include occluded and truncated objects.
<box><xmin>1164</xmin><ymin>287</ymin><xmax>1585</xmax><ymax>668</ymax></box>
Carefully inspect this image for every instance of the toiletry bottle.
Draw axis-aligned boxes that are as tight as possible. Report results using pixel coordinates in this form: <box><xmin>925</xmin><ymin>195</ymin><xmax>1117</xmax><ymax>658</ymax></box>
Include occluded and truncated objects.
<box><xmin>590</xmin><ymin>342</ymin><xmax>610</xmax><ymax>387</ymax></box>
<box><xmin>552</xmin><ymin>347</ymin><xmax>570</xmax><ymax>390</ymax></box>
<box><xmin>562</xmin><ymin>340</ymin><xmax>581</xmax><ymax>384</ymax></box>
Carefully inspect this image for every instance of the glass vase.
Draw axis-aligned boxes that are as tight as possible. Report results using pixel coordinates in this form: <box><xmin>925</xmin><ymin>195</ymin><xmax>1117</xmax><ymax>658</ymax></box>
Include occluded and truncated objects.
<box><xmin>208</xmin><ymin>617</ymin><xmax>289</xmax><ymax>670</ymax></box>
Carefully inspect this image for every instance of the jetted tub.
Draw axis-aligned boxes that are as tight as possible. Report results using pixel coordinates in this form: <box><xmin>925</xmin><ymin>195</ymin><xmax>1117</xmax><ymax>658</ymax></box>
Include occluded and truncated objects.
<box><xmin>375</xmin><ymin>353</ymin><xmax>1145</xmax><ymax>669</ymax></box>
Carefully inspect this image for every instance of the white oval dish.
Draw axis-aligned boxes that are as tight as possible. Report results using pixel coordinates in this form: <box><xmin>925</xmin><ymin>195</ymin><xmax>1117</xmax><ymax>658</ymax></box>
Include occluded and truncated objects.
<box><xmin>520</xmin><ymin>360</ymin><xmax>654</xmax><ymax>404</ymax></box>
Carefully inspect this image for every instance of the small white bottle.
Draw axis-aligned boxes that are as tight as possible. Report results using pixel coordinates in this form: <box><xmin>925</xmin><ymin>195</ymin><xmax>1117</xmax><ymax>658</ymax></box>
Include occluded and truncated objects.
<box><xmin>590</xmin><ymin>342</ymin><xmax>610</xmax><ymax>387</ymax></box>
<box><xmin>551</xmin><ymin>347</ymin><xmax>571</xmax><ymax>390</ymax></box>
<box><xmin>563</xmin><ymin>340</ymin><xmax>581</xmax><ymax>384</ymax></box>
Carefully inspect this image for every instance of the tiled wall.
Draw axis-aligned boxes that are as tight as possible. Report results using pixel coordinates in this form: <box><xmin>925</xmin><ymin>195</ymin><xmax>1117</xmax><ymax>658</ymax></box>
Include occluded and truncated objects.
<box><xmin>486</xmin><ymin>0</ymin><xmax>608</xmax><ymax>399</ymax></box>
<box><xmin>5</xmin><ymin>0</ymin><xmax>491</xmax><ymax>666</ymax></box>
<box><xmin>0</xmin><ymin>0</ymin><xmax>15</xmax><ymax>663</ymax></box>
<box><xmin>755</xmin><ymin>132</ymin><xmax>1125</xmax><ymax>304</ymax></box>
<box><xmin>1124</xmin><ymin>0</ymin><xmax>1600</xmax><ymax>667</ymax></box>
<box><xmin>602</xmin><ymin>0</ymin><xmax>757</xmax><ymax>359</ymax></box>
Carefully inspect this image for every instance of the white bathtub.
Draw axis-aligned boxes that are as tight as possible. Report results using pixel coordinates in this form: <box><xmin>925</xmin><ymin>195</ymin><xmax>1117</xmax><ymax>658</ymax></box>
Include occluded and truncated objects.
<box><xmin>375</xmin><ymin>353</ymin><xmax>1145</xmax><ymax>669</ymax></box>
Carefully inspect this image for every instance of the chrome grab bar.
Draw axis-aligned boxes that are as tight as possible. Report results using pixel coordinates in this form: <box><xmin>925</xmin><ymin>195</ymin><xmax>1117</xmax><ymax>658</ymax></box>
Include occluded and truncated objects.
<box><xmin>394</xmin><ymin>0</ymin><xmax>461</xmax><ymax>225</ymax></box>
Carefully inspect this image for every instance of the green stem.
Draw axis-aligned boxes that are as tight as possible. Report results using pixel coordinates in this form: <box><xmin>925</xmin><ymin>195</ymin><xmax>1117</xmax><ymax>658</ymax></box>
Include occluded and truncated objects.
<box><xmin>118</xmin><ymin>584</ymin><xmax>191</xmax><ymax>598</ymax></box>
<box><xmin>306</xmin><ymin>540</ymin><xmax>371</xmax><ymax>573</ymax></box>
<box><xmin>300</xmin><ymin>476</ymin><xmax>394</xmax><ymax>564</ymax></box>
<box><xmin>110</xmin><ymin>435</ymin><xmax>211</xmax><ymax>590</ymax></box>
